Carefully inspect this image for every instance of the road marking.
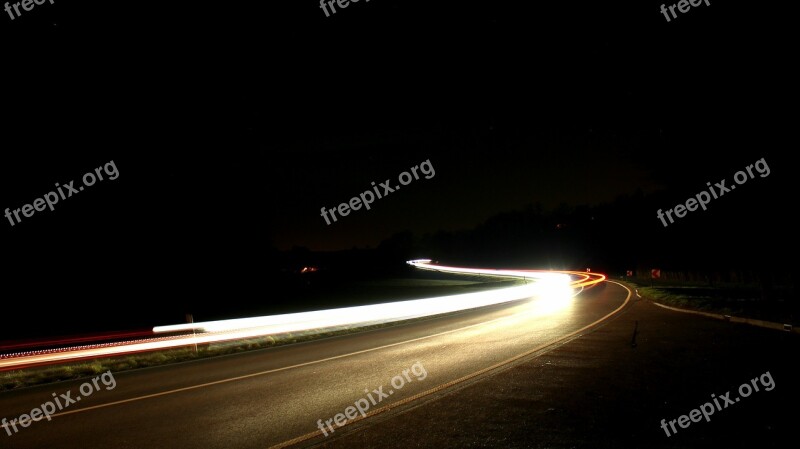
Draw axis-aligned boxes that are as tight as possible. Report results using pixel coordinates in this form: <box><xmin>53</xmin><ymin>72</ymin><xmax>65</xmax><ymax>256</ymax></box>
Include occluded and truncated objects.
<box><xmin>649</xmin><ymin>300</ymin><xmax>798</xmax><ymax>333</ymax></box>
<box><xmin>42</xmin><ymin>281</ymin><xmax>629</xmax><ymax>445</ymax></box>
<box><xmin>269</xmin><ymin>281</ymin><xmax>632</xmax><ymax>448</ymax></box>
<box><xmin>649</xmin><ymin>300</ymin><xmax>724</xmax><ymax>319</ymax></box>
<box><xmin>43</xmin><ymin>299</ymin><xmax>555</xmax><ymax>418</ymax></box>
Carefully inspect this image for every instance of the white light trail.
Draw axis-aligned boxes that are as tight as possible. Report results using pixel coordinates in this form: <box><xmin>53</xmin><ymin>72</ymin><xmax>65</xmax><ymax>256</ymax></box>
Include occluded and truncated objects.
<box><xmin>1</xmin><ymin>261</ymin><xmax>604</xmax><ymax>371</ymax></box>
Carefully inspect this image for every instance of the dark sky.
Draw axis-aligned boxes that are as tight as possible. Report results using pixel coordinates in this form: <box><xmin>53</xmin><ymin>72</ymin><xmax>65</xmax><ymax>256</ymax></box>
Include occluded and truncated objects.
<box><xmin>1</xmin><ymin>0</ymin><xmax>789</xmax><ymax>253</ymax></box>
<box><xmin>0</xmin><ymin>0</ymin><xmax>792</xmax><ymax>337</ymax></box>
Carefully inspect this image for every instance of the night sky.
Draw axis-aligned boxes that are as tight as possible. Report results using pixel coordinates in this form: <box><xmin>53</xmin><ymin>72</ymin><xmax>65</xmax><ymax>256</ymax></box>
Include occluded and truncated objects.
<box><xmin>0</xmin><ymin>0</ymin><xmax>792</xmax><ymax>339</ymax></box>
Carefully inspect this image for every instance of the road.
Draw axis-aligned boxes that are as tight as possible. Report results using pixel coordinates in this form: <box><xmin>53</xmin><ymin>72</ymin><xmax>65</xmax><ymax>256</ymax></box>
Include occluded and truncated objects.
<box><xmin>0</xmin><ymin>276</ymin><xmax>628</xmax><ymax>448</ymax></box>
<box><xmin>315</xmin><ymin>291</ymin><xmax>800</xmax><ymax>449</ymax></box>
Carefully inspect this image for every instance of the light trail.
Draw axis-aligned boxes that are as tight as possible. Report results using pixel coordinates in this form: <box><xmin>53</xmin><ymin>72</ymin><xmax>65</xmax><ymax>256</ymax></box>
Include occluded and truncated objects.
<box><xmin>0</xmin><ymin>261</ymin><xmax>605</xmax><ymax>371</ymax></box>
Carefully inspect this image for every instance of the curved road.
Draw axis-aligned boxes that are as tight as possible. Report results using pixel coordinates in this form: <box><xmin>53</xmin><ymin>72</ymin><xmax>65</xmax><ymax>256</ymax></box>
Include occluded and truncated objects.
<box><xmin>0</xmin><ymin>277</ymin><xmax>629</xmax><ymax>449</ymax></box>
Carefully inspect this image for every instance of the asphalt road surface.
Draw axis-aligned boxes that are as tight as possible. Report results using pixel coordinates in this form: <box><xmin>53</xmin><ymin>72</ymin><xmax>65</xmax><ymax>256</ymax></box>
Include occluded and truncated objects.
<box><xmin>0</xmin><ymin>282</ymin><xmax>629</xmax><ymax>448</ymax></box>
<box><xmin>315</xmin><ymin>289</ymin><xmax>800</xmax><ymax>449</ymax></box>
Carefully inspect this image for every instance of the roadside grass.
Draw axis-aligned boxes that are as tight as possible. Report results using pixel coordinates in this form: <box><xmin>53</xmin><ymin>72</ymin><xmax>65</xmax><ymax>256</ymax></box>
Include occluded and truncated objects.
<box><xmin>636</xmin><ymin>286</ymin><xmax>730</xmax><ymax>313</ymax></box>
<box><xmin>633</xmin><ymin>283</ymin><xmax>797</xmax><ymax>326</ymax></box>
